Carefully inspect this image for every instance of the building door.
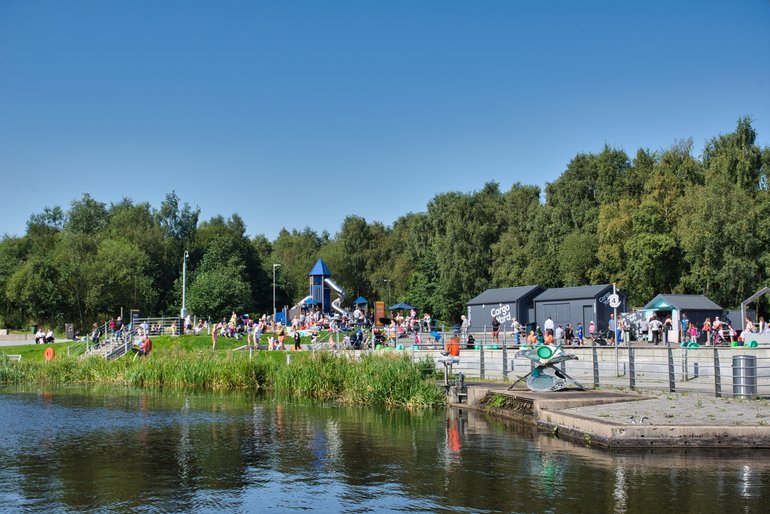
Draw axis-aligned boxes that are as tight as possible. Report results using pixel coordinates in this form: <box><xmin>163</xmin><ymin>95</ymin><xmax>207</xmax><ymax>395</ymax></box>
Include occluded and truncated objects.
<box><xmin>583</xmin><ymin>305</ymin><xmax>594</xmax><ymax>329</ymax></box>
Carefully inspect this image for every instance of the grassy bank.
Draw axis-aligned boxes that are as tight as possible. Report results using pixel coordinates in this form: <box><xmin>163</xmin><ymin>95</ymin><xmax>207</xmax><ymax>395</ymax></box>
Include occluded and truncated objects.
<box><xmin>0</xmin><ymin>336</ymin><xmax>445</xmax><ymax>407</ymax></box>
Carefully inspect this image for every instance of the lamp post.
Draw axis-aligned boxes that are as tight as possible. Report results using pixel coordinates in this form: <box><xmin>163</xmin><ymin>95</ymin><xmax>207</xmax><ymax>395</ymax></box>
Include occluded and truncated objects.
<box><xmin>181</xmin><ymin>251</ymin><xmax>189</xmax><ymax>320</ymax></box>
<box><xmin>273</xmin><ymin>263</ymin><xmax>281</xmax><ymax>323</ymax></box>
<box><xmin>383</xmin><ymin>278</ymin><xmax>390</xmax><ymax>307</ymax></box>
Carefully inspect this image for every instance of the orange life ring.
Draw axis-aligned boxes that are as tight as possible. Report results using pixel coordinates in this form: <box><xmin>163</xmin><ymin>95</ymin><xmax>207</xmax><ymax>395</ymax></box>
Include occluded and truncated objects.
<box><xmin>44</xmin><ymin>347</ymin><xmax>55</xmax><ymax>361</ymax></box>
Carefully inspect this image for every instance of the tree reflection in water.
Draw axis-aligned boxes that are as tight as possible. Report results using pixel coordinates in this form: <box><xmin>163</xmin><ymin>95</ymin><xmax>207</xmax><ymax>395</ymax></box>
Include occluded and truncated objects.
<box><xmin>0</xmin><ymin>385</ymin><xmax>768</xmax><ymax>512</ymax></box>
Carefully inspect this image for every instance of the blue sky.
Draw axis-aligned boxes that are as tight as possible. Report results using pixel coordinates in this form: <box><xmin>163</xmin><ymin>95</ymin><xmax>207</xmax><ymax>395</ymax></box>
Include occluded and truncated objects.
<box><xmin>1</xmin><ymin>0</ymin><xmax>768</xmax><ymax>240</ymax></box>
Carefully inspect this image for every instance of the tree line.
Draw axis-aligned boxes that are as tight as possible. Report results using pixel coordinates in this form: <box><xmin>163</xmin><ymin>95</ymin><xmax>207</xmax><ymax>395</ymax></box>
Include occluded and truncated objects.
<box><xmin>1</xmin><ymin>118</ymin><xmax>768</xmax><ymax>330</ymax></box>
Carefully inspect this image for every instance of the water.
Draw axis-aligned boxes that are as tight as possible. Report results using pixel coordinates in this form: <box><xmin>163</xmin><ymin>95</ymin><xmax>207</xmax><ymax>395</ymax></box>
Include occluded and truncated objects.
<box><xmin>1</xmin><ymin>386</ymin><xmax>769</xmax><ymax>513</ymax></box>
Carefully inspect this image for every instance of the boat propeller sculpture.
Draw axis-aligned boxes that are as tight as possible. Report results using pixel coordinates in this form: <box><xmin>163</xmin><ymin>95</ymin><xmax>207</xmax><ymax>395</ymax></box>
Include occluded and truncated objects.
<box><xmin>508</xmin><ymin>344</ymin><xmax>584</xmax><ymax>392</ymax></box>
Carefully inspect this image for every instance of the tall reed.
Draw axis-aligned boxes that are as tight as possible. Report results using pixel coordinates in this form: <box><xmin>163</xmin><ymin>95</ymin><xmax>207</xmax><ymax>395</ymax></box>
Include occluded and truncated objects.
<box><xmin>0</xmin><ymin>350</ymin><xmax>445</xmax><ymax>407</ymax></box>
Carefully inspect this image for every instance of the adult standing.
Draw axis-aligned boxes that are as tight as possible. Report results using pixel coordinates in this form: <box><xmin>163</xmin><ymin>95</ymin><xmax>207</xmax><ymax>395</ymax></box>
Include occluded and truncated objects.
<box><xmin>544</xmin><ymin>316</ymin><xmax>554</xmax><ymax>334</ymax></box>
<box><xmin>212</xmin><ymin>322</ymin><xmax>220</xmax><ymax>351</ymax></box>
<box><xmin>90</xmin><ymin>323</ymin><xmax>100</xmax><ymax>348</ymax></box>
<box><xmin>650</xmin><ymin>315</ymin><xmax>661</xmax><ymax>345</ymax></box>
<box><xmin>554</xmin><ymin>325</ymin><xmax>564</xmax><ymax>344</ymax></box>
<box><xmin>491</xmin><ymin>315</ymin><xmax>500</xmax><ymax>343</ymax></box>
<box><xmin>564</xmin><ymin>324</ymin><xmax>574</xmax><ymax>345</ymax></box>
<box><xmin>680</xmin><ymin>312</ymin><xmax>689</xmax><ymax>342</ymax></box>
<box><xmin>293</xmin><ymin>330</ymin><xmax>301</xmax><ymax>351</ymax></box>
<box><xmin>460</xmin><ymin>315</ymin><xmax>470</xmax><ymax>344</ymax></box>
<box><xmin>511</xmin><ymin>317</ymin><xmax>521</xmax><ymax>336</ymax></box>
<box><xmin>608</xmin><ymin>314</ymin><xmax>616</xmax><ymax>343</ymax></box>
<box><xmin>639</xmin><ymin>316</ymin><xmax>650</xmax><ymax>342</ymax></box>
<box><xmin>702</xmin><ymin>317</ymin><xmax>712</xmax><ymax>345</ymax></box>
<box><xmin>277</xmin><ymin>322</ymin><xmax>286</xmax><ymax>348</ymax></box>
<box><xmin>254</xmin><ymin>320</ymin><xmax>263</xmax><ymax>350</ymax></box>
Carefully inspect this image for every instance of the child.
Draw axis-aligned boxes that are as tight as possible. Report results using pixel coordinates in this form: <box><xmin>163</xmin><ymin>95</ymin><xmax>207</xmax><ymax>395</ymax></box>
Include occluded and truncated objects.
<box><xmin>688</xmin><ymin>323</ymin><xmax>698</xmax><ymax>343</ymax></box>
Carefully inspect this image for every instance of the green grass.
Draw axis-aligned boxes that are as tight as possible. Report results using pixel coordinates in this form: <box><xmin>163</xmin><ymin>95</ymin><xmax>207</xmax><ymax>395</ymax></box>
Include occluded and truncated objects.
<box><xmin>0</xmin><ymin>334</ymin><xmax>445</xmax><ymax>407</ymax></box>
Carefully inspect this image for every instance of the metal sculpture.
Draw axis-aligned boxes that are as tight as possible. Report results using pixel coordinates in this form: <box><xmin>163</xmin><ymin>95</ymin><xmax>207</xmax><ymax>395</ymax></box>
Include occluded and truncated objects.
<box><xmin>508</xmin><ymin>344</ymin><xmax>584</xmax><ymax>392</ymax></box>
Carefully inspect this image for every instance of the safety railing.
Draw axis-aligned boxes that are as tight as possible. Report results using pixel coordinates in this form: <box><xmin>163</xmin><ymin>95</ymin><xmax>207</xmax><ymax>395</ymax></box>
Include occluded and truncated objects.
<box><xmin>411</xmin><ymin>342</ymin><xmax>770</xmax><ymax>398</ymax></box>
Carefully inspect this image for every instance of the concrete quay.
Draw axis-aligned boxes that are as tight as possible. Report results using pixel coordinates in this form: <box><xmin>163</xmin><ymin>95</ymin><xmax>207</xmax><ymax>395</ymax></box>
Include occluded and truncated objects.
<box><xmin>456</xmin><ymin>383</ymin><xmax>770</xmax><ymax>448</ymax></box>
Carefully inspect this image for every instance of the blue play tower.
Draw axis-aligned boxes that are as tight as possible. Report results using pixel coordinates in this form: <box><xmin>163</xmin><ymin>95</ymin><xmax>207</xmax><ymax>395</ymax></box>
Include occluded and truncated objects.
<box><xmin>309</xmin><ymin>259</ymin><xmax>332</xmax><ymax>314</ymax></box>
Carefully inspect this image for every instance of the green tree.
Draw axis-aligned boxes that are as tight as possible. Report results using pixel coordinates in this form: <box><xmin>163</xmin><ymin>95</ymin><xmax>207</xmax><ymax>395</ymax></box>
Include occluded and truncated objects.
<box><xmin>491</xmin><ymin>183</ymin><xmax>541</xmax><ymax>287</ymax></box>
<box><xmin>65</xmin><ymin>193</ymin><xmax>109</xmax><ymax>235</ymax></box>
<box><xmin>271</xmin><ymin>228</ymin><xmax>324</xmax><ymax>306</ymax></box>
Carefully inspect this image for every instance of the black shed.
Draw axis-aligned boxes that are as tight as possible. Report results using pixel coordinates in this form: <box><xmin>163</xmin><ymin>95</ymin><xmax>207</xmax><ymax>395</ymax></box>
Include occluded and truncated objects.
<box><xmin>466</xmin><ymin>285</ymin><xmax>544</xmax><ymax>331</ymax></box>
<box><xmin>533</xmin><ymin>284</ymin><xmax>626</xmax><ymax>332</ymax></box>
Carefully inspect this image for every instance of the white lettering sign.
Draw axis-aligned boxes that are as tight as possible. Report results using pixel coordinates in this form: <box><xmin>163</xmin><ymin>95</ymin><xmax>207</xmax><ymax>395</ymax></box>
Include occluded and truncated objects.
<box><xmin>490</xmin><ymin>304</ymin><xmax>512</xmax><ymax>324</ymax></box>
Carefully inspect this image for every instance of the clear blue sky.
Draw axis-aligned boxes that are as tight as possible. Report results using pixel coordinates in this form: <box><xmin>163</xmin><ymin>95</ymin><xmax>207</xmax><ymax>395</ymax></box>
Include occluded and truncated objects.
<box><xmin>1</xmin><ymin>0</ymin><xmax>768</xmax><ymax>240</ymax></box>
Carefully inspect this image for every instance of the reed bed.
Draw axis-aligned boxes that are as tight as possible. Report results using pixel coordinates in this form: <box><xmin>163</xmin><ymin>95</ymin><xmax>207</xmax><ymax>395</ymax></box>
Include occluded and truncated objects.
<box><xmin>0</xmin><ymin>349</ymin><xmax>445</xmax><ymax>407</ymax></box>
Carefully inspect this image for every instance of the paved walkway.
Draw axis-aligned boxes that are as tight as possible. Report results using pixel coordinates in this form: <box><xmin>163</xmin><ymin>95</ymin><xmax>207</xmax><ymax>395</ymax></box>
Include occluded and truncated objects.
<box><xmin>0</xmin><ymin>339</ymin><xmax>35</xmax><ymax>347</ymax></box>
<box><xmin>459</xmin><ymin>382</ymin><xmax>770</xmax><ymax>447</ymax></box>
<box><xmin>563</xmin><ymin>391</ymin><xmax>770</xmax><ymax>426</ymax></box>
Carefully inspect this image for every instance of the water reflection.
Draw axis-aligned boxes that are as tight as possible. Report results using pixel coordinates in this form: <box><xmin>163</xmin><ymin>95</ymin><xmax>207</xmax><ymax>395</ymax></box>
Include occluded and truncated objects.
<box><xmin>0</xmin><ymin>385</ymin><xmax>769</xmax><ymax>513</ymax></box>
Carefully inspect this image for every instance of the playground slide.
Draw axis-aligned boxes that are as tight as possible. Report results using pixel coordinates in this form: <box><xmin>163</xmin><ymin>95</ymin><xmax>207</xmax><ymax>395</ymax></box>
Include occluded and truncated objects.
<box><xmin>324</xmin><ymin>278</ymin><xmax>348</xmax><ymax>317</ymax></box>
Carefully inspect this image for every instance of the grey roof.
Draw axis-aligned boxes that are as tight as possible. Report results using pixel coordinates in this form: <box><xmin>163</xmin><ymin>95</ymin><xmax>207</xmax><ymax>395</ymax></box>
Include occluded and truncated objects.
<box><xmin>643</xmin><ymin>294</ymin><xmax>722</xmax><ymax>311</ymax></box>
<box><xmin>466</xmin><ymin>285</ymin><xmax>543</xmax><ymax>305</ymax></box>
<box><xmin>534</xmin><ymin>284</ymin><xmax>614</xmax><ymax>302</ymax></box>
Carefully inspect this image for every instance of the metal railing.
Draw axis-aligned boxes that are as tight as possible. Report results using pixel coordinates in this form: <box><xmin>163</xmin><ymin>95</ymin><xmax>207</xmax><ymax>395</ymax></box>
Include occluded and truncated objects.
<box><xmin>411</xmin><ymin>341</ymin><xmax>770</xmax><ymax>399</ymax></box>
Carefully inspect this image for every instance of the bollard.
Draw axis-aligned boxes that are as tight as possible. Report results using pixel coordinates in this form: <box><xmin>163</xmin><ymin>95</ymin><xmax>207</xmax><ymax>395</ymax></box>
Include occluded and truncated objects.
<box><xmin>592</xmin><ymin>344</ymin><xmax>599</xmax><ymax>388</ymax></box>
<box><xmin>732</xmin><ymin>355</ymin><xmax>757</xmax><ymax>399</ymax></box>
<box><xmin>682</xmin><ymin>348</ymin><xmax>688</xmax><ymax>382</ymax></box>
<box><xmin>667</xmin><ymin>345</ymin><xmax>676</xmax><ymax>392</ymax></box>
<box><xmin>286</xmin><ymin>353</ymin><xmax>292</xmax><ymax>365</ymax></box>
<box><xmin>502</xmin><ymin>343</ymin><xmax>508</xmax><ymax>380</ymax></box>
<box><xmin>479</xmin><ymin>342</ymin><xmax>485</xmax><ymax>379</ymax></box>
<box><xmin>629</xmin><ymin>346</ymin><xmax>636</xmax><ymax>389</ymax></box>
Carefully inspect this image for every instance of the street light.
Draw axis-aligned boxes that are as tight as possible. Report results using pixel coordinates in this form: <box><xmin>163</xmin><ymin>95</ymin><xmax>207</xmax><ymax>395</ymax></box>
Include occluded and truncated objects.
<box><xmin>273</xmin><ymin>263</ymin><xmax>281</xmax><ymax>323</ymax></box>
<box><xmin>383</xmin><ymin>278</ymin><xmax>390</xmax><ymax>307</ymax></box>
<box><xmin>181</xmin><ymin>251</ymin><xmax>189</xmax><ymax>320</ymax></box>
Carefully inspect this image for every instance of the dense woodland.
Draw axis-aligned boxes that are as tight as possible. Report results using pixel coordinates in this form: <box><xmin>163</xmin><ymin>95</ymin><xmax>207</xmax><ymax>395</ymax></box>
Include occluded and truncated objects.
<box><xmin>1</xmin><ymin>118</ymin><xmax>769</xmax><ymax>330</ymax></box>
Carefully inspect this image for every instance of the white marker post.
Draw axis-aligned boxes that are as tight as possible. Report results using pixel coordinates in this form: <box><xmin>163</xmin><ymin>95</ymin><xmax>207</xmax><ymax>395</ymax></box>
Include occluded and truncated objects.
<box><xmin>608</xmin><ymin>284</ymin><xmax>621</xmax><ymax>377</ymax></box>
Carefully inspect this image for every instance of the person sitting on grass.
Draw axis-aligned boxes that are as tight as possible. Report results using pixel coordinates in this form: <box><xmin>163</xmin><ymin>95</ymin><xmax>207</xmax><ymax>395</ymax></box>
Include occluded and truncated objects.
<box><xmin>134</xmin><ymin>335</ymin><xmax>152</xmax><ymax>357</ymax></box>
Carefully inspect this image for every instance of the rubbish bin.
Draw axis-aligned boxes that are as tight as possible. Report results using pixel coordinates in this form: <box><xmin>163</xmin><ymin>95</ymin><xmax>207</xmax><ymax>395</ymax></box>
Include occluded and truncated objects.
<box><xmin>732</xmin><ymin>355</ymin><xmax>757</xmax><ymax>399</ymax></box>
<box><xmin>31</xmin><ymin>324</ymin><xmax>37</xmax><ymax>334</ymax></box>
<box><xmin>65</xmin><ymin>323</ymin><xmax>75</xmax><ymax>340</ymax></box>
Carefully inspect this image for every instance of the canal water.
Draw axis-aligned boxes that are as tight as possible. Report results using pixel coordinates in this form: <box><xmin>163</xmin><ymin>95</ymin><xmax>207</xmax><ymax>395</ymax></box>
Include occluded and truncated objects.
<box><xmin>0</xmin><ymin>385</ymin><xmax>768</xmax><ymax>513</ymax></box>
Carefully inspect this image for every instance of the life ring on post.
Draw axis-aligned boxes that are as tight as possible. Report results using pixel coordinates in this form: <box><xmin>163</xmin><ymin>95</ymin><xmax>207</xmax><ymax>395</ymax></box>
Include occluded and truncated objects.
<box><xmin>44</xmin><ymin>347</ymin><xmax>55</xmax><ymax>361</ymax></box>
